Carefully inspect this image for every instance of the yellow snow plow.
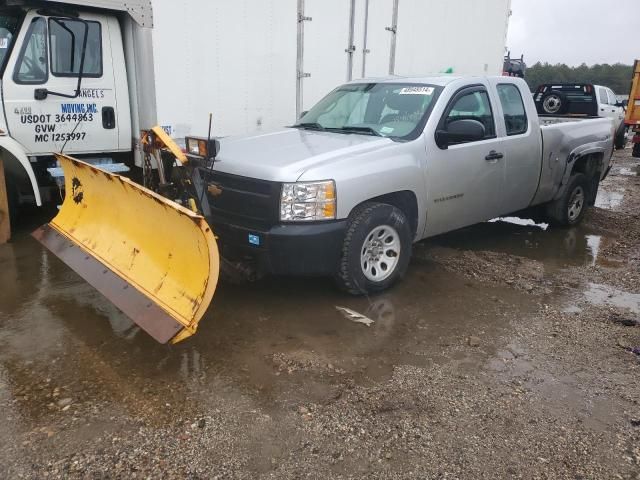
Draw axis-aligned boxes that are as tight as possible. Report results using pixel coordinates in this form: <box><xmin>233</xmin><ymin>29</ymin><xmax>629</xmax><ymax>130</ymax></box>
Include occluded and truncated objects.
<box><xmin>32</xmin><ymin>152</ymin><xmax>220</xmax><ymax>344</ymax></box>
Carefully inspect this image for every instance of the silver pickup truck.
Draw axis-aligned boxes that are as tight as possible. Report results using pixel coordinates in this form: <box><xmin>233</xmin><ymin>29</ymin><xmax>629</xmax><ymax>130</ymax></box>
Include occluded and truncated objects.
<box><xmin>202</xmin><ymin>76</ymin><xmax>615</xmax><ymax>294</ymax></box>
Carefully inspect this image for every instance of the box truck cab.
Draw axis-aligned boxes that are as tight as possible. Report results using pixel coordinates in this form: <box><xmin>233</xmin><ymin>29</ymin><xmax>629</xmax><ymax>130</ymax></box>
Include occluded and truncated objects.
<box><xmin>0</xmin><ymin>2</ymin><xmax>148</xmax><ymax>212</ymax></box>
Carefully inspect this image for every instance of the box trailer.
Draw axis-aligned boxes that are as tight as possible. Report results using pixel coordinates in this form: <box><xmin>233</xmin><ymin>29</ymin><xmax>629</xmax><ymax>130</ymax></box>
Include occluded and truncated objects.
<box><xmin>154</xmin><ymin>0</ymin><xmax>512</xmax><ymax>138</ymax></box>
<box><xmin>0</xmin><ymin>0</ymin><xmax>511</xmax><ymax>237</ymax></box>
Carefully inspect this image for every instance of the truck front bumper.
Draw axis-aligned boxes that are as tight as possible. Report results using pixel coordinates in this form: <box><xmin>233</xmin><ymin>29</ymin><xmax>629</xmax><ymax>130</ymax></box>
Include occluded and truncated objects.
<box><xmin>210</xmin><ymin>219</ymin><xmax>348</xmax><ymax>276</ymax></box>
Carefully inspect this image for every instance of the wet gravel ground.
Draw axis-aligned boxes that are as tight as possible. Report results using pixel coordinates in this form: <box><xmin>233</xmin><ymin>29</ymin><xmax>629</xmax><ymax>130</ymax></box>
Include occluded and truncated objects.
<box><xmin>0</xmin><ymin>149</ymin><xmax>639</xmax><ymax>479</ymax></box>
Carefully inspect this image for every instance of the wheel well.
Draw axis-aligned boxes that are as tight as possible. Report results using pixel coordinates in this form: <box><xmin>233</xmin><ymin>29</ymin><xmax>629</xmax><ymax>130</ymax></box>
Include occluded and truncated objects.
<box><xmin>569</xmin><ymin>153</ymin><xmax>603</xmax><ymax>205</ymax></box>
<box><xmin>570</xmin><ymin>152</ymin><xmax>602</xmax><ymax>178</ymax></box>
<box><xmin>353</xmin><ymin>191</ymin><xmax>419</xmax><ymax>237</ymax></box>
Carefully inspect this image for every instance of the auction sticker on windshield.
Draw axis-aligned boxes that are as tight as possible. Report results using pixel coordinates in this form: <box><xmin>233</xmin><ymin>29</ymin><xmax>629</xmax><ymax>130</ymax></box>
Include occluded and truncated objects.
<box><xmin>399</xmin><ymin>87</ymin><xmax>434</xmax><ymax>95</ymax></box>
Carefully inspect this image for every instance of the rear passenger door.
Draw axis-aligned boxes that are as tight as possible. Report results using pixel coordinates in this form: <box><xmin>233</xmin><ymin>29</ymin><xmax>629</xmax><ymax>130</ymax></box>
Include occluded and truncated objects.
<box><xmin>490</xmin><ymin>80</ymin><xmax>542</xmax><ymax>213</ymax></box>
<box><xmin>425</xmin><ymin>85</ymin><xmax>505</xmax><ymax>236</ymax></box>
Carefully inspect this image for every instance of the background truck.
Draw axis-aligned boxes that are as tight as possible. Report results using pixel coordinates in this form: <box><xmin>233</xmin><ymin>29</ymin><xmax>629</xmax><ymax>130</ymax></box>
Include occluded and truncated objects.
<box><xmin>533</xmin><ymin>83</ymin><xmax>627</xmax><ymax>150</ymax></box>
<box><xmin>0</xmin><ymin>0</ymin><xmax>512</xmax><ymax>236</ymax></box>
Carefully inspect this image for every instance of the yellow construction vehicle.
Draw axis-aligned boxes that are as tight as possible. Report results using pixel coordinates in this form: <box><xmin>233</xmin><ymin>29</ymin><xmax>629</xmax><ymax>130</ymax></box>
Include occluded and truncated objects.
<box><xmin>625</xmin><ymin>60</ymin><xmax>640</xmax><ymax>158</ymax></box>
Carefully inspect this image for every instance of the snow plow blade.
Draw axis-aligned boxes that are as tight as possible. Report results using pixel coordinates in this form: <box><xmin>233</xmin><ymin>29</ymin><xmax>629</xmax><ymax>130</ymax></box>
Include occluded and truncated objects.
<box><xmin>32</xmin><ymin>154</ymin><xmax>219</xmax><ymax>344</ymax></box>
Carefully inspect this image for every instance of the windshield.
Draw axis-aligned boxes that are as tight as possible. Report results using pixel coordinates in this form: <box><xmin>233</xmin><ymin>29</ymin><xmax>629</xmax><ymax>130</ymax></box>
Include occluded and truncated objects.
<box><xmin>0</xmin><ymin>11</ymin><xmax>22</xmax><ymax>72</ymax></box>
<box><xmin>295</xmin><ymin>82</ymin><xmax>441</xmax><ymax>139</ymax></box>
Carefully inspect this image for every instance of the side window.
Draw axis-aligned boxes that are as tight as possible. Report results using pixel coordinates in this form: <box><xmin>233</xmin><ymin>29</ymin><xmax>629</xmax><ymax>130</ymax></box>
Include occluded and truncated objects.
<box><xmin>13</xmin><ymin>17</ymin><xmax>48</xmax><ymax>84</ymax></box>
<box><xmin>49</xmin><ymin>18</ymin><xmax>102</xmax><ymax>77</ymax></box>
<box><xmin>497</xmin><ymin>84</ymin><xmax>528</xmax><ymax>136</ymax></box>
<box><xmin>598</xmin><ymin>87</ymin><xmax>609</xmax><ymax>105</ymax></box>
<box><xmin>444</xmin><ymin>89</ymin><xmax>496</xmax><ymax>141</ymax></box>
<box><xmin>607</xmin><ymin>89</ymin><xmax>618</xmax><ymax>106</ymax></box>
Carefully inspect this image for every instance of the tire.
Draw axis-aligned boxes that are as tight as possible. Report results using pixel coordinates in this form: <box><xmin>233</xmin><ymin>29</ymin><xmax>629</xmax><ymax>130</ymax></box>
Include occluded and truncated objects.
<box><xmin>541</xmin><ymin>90</ymin><xmax>568</xmax><ymax>115</ymax></box>
<box><xmin>335</xmin><ymin>202</ymin><xmax>412</xmax><ymax>295</ymax></box>
<box><xmin>4</xmin><ymin>176</ymin><xmax>19</xmax><ymax>228</ymax></box>
<box><xmin>545</xmin><ymin>173</ymin><xmax>590</xmax><ymax>227</ymax></box>
<box><xmin>614</xmin><ymin>122</ymin><xmax>627</xmax><ymax>150</ymax></box>
<box><xmin>633</xmin><ymin>142</ymin><xmax>640</xmax><ymax>158</ymax></box>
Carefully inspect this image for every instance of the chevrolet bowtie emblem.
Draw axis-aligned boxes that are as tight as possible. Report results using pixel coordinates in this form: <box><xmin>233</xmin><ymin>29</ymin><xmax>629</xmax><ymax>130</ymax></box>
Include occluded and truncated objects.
<box><xmin>207</xmin><ymin>184</ymin><xmax>223</xmax><ymax>197</ymax></box>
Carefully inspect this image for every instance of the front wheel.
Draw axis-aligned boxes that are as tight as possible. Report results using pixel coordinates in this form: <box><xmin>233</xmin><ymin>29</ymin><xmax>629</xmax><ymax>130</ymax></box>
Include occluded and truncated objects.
<box><xmin>335</xmin><ymin>202</ymin><xmax>412</xmax><ymax>295</ymax></box>
<box><xmin>545</xmin><ymin>173</ymin><xmax>590</xmax><ymax>227</ymax></box>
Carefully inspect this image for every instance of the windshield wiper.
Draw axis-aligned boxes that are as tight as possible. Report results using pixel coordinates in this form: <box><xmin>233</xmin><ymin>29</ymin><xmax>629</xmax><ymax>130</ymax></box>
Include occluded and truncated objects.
<box><xmin>335</xmin><ymin>126</ymin><xmax>381</xmax><ymax>136</ymax></box>
<box><xmin>293</xmin><ymin>122</ymin><xmax>326</xmax><ymax>131</ymax></box>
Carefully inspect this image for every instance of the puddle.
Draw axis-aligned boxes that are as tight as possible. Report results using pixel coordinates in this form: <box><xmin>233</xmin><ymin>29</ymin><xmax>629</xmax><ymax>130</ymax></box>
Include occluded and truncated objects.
<box><xmin>618</xmin><ymin>166</ymin><xmax>639</xmax><ymax>176</ymax></box>
<box><xmin>0</xmin><ymin>233</ymin><xmax>540</xmax><ymax>420</ymax></box>
<box><xmin>584</xmin><ymin>283</ymin><xmax>640</xmax><ymax>314</ymax></box>
<box><xmin>585</xmin><ymin>235</ymin><xmax>601</xmax><ymax>266</ymax></box>
<box><xmin>427</xmin><ymin>218</ymin><xmax>610</xmax><ymax>271</ymax></box>
<box><xmin>595</xmin><ymin>190</ymin><xmax>624</xmax><ymax>210</ymax></box>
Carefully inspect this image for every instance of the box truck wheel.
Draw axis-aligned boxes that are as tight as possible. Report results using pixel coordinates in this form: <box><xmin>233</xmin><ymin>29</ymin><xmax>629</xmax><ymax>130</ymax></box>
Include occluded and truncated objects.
<box><xmin>633</xmin><ymin>142</ymin><xmax>640</xmax><ymax>158</ymax></box>
<box><xmin>545</xmin><ymin>173</ymin><xmax>589</xmax><ymax>227</ymax></box>
<box><xmin>4</xmin><ymin>175</ymin><xmax>19</xmax><ymax>227</ymax></box>
<box><xmin>335</xmin><ymin>202</ymin><xmax>412</xmax><ymax>295</ymax></box>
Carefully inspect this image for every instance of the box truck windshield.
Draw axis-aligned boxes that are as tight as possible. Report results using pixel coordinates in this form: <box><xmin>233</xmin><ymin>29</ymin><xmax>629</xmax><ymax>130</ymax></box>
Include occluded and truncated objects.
<box><xmin>0</xmin><ymin>11</ymin><xmax>21</xmax><ymax>71</ymax></box>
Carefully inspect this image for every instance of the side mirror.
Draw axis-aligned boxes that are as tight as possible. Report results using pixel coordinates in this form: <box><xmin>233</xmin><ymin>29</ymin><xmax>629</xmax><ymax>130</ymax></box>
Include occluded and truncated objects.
<box><xmin>436</xmin><ymin>119</ymin><xmax>486</xmax><ymax>149</ymax></box>
<box><xmin>435</xmin><ymin>129</ymin><xmax>449</xmax><ymax>149</ymax></box>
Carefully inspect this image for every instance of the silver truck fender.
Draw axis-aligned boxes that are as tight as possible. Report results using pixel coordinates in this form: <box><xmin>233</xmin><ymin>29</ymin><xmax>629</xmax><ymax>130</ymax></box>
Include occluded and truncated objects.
<box><xmin>0</xmin><ymin>135</ymin><xmax>42</xmax><ymax>206</ymax></box>
<box><xmin>553</xmin><ymin>144</ymin><xmax>607</xmax><ymax>201</ymax></box>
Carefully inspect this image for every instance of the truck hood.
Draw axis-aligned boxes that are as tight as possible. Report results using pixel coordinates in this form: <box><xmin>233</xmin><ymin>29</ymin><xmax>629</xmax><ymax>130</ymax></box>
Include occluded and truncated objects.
<box><xmin>212</xmin><ymin>128</ymin><xmax>393</xmax><ymax>182</ymax></box>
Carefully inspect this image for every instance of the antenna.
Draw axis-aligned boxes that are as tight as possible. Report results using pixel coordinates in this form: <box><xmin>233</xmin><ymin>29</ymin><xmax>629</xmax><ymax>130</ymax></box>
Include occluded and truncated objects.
<box><xmin>198</xmin><ymin>113</ymin><xmax>215</xmax><ymax>211</ymax></box>
<box><xmin>206</xmin><ymin>112</ymin><xmax>213</xmax><ymax>162</ymax></box>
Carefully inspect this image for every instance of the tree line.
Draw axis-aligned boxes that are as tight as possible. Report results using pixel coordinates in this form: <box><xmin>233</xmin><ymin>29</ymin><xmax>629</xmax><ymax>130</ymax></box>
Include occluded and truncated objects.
<box><xmin>524</xmin><ymin>62</ymin><xmax>634</xmax><ymax>95</ymax></box>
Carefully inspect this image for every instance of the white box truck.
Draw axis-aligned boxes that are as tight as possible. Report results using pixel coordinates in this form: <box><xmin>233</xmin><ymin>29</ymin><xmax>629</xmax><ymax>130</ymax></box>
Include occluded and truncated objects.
<box><xmin>0</xmin><ymin>0</ymin><xmax>511</xmax><ymax>230</ymax></box>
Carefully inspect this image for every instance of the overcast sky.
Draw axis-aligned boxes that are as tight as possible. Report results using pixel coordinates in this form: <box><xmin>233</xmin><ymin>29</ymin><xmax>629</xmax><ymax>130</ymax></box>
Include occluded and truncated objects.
<box><xmin>506</xmin><ymin>0</ymin><xmax>636</xmax><ymax>66</ymax></box>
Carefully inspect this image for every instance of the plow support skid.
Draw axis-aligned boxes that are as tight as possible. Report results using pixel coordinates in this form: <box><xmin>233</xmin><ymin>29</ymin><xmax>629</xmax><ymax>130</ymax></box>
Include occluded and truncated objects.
<box><xmin>33</xmin><ymin>154</ymin><xmax>219</xmax><ymax>344</ymax></box>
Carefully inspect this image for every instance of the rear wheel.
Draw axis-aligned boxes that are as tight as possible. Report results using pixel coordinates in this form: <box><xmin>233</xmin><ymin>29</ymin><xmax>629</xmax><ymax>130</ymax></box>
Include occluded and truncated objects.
<box><xmin>545</xmin><ymin>173</ymin><xmax>590</xmax><ymax>227</ymax></box>
<box><xmin>335</xmin><ymin>202</ymin><xmax>412</xmax><ymax>295</ymax></box>
<box><xmin>614</xmin><ymin>122</ymin><xmax>627</xmax><ymax>150</ymax></box>
<box><xmin>633</xmin><ymin>142</ymin><xmax>640</xmax><ymax>158</ymax></box>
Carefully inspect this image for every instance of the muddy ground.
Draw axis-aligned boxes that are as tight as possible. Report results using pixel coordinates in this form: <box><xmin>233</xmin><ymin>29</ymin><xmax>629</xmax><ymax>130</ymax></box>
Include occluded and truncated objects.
<box><xmin>0</xmin><ymin>149</ymin><xmax>639</xmax><ymax>479</ymax></box>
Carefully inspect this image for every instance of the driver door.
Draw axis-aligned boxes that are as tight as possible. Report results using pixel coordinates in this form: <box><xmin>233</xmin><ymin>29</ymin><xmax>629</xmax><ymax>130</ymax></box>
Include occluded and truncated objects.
<box><xmin>425</xmin><ymin>86</ymin><xmax>505</xmax><ymax>236</ymax></box>
<box><xmin>3</xmin><ymin>11</ymin><xmax>120</xmax><ymax>155</ymax></box>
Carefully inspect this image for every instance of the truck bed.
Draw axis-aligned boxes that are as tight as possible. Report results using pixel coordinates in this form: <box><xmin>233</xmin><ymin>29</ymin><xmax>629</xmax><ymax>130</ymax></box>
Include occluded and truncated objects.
<box><xmin>532</xmin><ymin>115</ymin><xmax>615</xmax><ymax>205</ymax></box>
<box><xmin>538</xmin><ymin>115</ymin><xmax>600</xmax><ymax>126</ymax></box>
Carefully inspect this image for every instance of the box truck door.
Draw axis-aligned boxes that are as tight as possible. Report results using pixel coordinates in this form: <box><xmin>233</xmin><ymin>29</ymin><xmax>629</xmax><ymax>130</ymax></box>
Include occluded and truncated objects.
<box><xmin>3</xmin><ymin>12</ymin><xmax>121</xmax><ymax>155</ymax></box>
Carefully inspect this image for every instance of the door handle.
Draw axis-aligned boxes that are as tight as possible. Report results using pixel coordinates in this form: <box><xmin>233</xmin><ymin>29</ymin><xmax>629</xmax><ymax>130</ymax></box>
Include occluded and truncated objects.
<box><xmin>485</xmin><ymin>150</ymin><xmax>503</xmax><ymax>161</ymax></box>
<box><xmin>102</xmin><ymin>107</ymin><xmax>116</xmax><ymax>129</ymax></box>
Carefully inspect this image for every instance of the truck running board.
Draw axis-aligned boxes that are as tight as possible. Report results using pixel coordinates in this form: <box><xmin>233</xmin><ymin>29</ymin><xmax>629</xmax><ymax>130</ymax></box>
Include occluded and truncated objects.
<box><xmin>32</xmin><ymin>154</ymin><xmax>219</xmax><ymax>344</ymax></box>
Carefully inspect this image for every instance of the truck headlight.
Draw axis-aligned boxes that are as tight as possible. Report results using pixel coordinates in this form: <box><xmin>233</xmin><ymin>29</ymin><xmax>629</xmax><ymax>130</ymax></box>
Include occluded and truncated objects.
<box><xmin>280</xmin><ymin>180</ymin><xmax>336</xmax><ymax>222</ymax></box>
